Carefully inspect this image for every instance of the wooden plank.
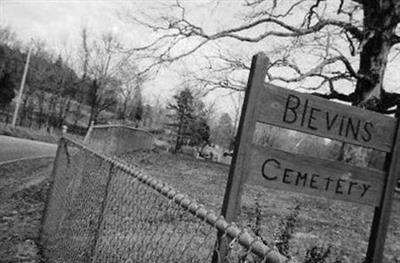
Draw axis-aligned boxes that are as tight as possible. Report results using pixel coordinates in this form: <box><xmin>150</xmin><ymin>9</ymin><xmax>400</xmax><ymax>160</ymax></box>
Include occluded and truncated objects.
<box><xmin>221</xmin><ymin>53</ymin><xmax>270</xmax><ymax>222</ymax></box>
<box><xmin>214</xmin><ymin>53</ymin><xmax>272</xmax><ymax>263</ymax></box>
<box><xmin>248</xmin><ymin>144</ymin><xmax>385</xmax><ymax>206</ymax></box>
<box><xmin>366</xmin><ymin>107</ymin><xmax>400</xmax><ymax>263</ymax></box>
<box><xmin>256</xmin><ymin>83</ymin><xmax>396</xmax><ymax>152</ymax></box>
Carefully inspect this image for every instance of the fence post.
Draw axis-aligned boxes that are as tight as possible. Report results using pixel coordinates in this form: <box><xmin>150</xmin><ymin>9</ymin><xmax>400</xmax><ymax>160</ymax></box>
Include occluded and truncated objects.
<box><xmin>365</xmin><ymin>105</ymin><xmax>400</xmax><ymax>262</ymax></box>
<box><xmin>83</xmin><ymin>121</ymin><xmax>94</xmax><ymax>144</ymax></box>
<box><xmin>38</xmin><ymin>137</ymin><xmax>67</xmax><ymax>258</ymax></box>
<box><xmin>90</xmin><ymin>162</ymin><xmax>115</xmax><ymax>261</ymax></box>
<box><xmin>212</xmin><ymin>53</ymin><xmax>269</xmax><ymax>263</ymax></box>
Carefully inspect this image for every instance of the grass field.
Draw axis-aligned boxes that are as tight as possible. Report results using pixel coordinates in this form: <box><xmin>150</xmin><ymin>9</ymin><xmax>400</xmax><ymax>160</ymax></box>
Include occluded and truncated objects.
<box><xmin>1</xmin><ymin>146</ymin><xmax>399</xmax><ymax>262</ymax></box>
<box><xmin>119</xmin><ymin>151</ymin><xmax>400</xmax><ymax>263</ymax></box>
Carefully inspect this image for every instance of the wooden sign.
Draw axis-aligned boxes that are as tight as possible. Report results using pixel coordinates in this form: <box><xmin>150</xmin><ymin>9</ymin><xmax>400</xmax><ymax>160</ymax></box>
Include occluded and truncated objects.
<box><xmin>257</xmin><ymin>83</ymin><xmax>397</xmax><ymax>152</ymax></box>
<box><xmin>249</xmin><ymin>144</ymin><xmax>384</xmax><ymax>206</ymax></box>
<box><xmin>218</xmin><ymin>52</ymin><xmax>400</xmax><ymax>263</ymax></box>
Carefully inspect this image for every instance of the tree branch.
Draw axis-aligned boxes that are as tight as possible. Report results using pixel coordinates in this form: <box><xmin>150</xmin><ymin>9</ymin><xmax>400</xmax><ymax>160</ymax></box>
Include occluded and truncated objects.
<box><xmin>200</xmin><ymin>18</ymin><xmax>363</xmax><ymax>42</ymax></box>
<box><xmin>245</xmin><ymin>0</ymin><xmax>307</xmax><ymax>20</ymax></box>
<box><xmin>267</xmin><ymin>55</ymin><xmax>359</xmax><ymax>83</ymax></box>
<box><xmin>311</xmin><ymin>75</ymin><xmax>355</xmax><ymax>102</ymax></box>
<box><xmin>312</xmin><ymin>91</ymin><xmax>354</xmax><ymax>102</ymax></box>
<box><xmin>391</xmin><ymin>34</ymin><xmax>400</xmax><ymax>45</ymax></box>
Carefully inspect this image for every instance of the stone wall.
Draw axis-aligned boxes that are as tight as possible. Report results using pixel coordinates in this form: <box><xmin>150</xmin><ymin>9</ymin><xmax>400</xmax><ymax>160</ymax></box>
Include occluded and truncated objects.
<box><xmin>84</xmin><ymin>124</ymin><xmax>154</xmax><ymax>155</ymax></box>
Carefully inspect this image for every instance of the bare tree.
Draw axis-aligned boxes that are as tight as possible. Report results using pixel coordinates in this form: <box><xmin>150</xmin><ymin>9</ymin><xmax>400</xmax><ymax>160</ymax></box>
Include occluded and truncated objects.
<box><xmin>124</xmin><ymin>0</ymin><xmax>400</xmax><ymax>113</ymax></box>
<box><xmin>229</xmin><ymin>91</ymin><xmax>244</xmax><ymax>132</ymax></box>
<box><xmin>116</xmin><ymin>61</ymin><xmax>145</xmax><ymax>121</ymax></box>
<box><xmin>80</xmin><ymin>29</ymin><xmax>132</xmax><ymax>125</ymax></box>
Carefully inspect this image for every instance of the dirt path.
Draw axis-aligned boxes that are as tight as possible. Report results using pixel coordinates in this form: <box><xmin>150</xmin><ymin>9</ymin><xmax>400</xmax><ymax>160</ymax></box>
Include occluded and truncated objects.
<box><xmin>0</xmin><ymin>135</ymin><xmax>57</xmax><ymax>163</ymax></box>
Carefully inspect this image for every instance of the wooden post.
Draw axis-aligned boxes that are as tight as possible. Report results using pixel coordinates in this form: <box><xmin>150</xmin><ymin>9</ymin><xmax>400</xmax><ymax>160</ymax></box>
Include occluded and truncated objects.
<box><xmin>221</xmin><ymin>53</ymin><xmax>269</xmax><ymax>222</ymax></box>
<box><xmin>366</xmin><ymin>105</ymin><xmax>400</xmax><ymax>262</ymax></box>
<box><xmin>38</xmin><ymin>138</ymin><xmax>66</xmax><ymax>253</ymax></box>
<box><xmin>212</xmin><ymin>53</ymin><xmax>269</xmax><ymax>263</ymax></box>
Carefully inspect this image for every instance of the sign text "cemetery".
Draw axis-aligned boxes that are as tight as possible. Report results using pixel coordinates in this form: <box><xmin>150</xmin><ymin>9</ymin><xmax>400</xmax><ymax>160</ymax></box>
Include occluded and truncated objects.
<box><xmin>262</xmin><ymin>158</ymin><xmax>370</xmax><ymax>198</ymax></box>
<box><xmin>249</xmin><ymin>145</ymin><xmax>383</xmax><ymax>206</ymax></box>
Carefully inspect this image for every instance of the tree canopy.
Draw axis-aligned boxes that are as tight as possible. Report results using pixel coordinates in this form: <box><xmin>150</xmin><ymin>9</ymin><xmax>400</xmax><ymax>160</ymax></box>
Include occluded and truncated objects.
<box><xmin>129</xmin><ymin>0</ymin><xmax>400</xmax><ymax>113</ymax></box>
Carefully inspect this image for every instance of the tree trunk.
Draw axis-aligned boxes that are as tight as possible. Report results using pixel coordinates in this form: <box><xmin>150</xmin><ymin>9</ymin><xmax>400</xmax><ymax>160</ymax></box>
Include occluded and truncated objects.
<box><xmin>57</xmin><ymin>97</ymin><xmax>71</xmax><ymax>127</ymax></box>
<box><xmin>19</xmin><ymin>97</ymin><xmax>28</xmax><ymax>126</ymax></box>
<box><xmin>74</xmin><ymin>94</ymin><xmax>83</xmax><ymax>126</ymax></box>
<box><xmin>37</xmin><ymin>92</ymin><xmax>45</xmax><ymax>128</ymax></box>
<box><xmin>46</xmin><ymin>95</ymin><xmax>55</xmax><ymax>127</ymax></box>
<box><xmin>121</xmin><ymin>97</ymin><xmax>129</xmax><ymax>119</ymax></box>
<box><xmin>88</xmin><ymin>80</ymin><xmax>99</xmax><ymax>127</ymax></box>
<box><xmin>175</xmin><ymin>115</ymin><xmax>184</xmax><ymax>153</ymax></box>
<box><xmin>64</xmin><ymin>98</ymin><xmax>72</xmax><ymax>123</ymax></box>
<box><xmin>28</xmin><ymin>107</ymin><xmax>34</xmax><ymax>128</ymax></box>
<box><xmin>343</xmin><ymin>1</ymin><xmax>399</xmax><ymax>169</ymax></box>
<box><xmin>354</xmin><ymin>1</ymin><xmax>398</xmax><ymax>110</ymax></box>
<box><xmin>5</xmin><ymin>105</ymin><xmax>10</xmax><ymax>124</ymax></box>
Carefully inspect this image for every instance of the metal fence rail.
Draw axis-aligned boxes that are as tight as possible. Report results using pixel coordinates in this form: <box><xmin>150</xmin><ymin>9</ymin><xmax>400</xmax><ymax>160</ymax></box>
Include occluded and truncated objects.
<box><xmin>83</xmin><ymin>124</ymin><xmax>154</xmax><ymax>155</ymax></box>
<box><xmin>40</xmin><ymin>137</ymin><xmax>289</xmax><ymax>263</ymax></box>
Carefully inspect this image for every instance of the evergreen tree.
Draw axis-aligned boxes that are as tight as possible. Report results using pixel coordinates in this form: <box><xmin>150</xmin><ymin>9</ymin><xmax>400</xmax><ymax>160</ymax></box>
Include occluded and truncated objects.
<box><xmin>189</xmin><ymin>117</ymin><xmax>210</xmax><ymax>147</ymax></box>
<box><xmin>167</xmin><ymin>88</ymin><xmax>195</xmax><ymax>152</ymax></box>
<box><xmin>167</xmin><ymin>88</ymin><xmax>211</xmax><ymax>152</ymax></box>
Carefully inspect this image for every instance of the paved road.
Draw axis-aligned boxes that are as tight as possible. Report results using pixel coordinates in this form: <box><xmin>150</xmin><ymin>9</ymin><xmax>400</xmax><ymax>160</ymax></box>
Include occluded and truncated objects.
<box><xmin>0</xmin><ymin>135</ymin><xmax>57</xmax><ymax>163</ymax></box>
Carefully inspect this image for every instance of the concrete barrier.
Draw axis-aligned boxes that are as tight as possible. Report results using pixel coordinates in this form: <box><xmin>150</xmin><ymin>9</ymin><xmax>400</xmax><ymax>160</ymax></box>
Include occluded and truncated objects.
<box><xmin>84</xmin><ymin>124</ymin><xmax>155</xmax><ymax>155</ymax></box>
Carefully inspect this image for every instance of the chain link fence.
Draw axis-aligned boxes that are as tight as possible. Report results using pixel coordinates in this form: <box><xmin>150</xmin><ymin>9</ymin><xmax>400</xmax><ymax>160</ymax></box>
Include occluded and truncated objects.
<box><xmin>39</xmin><ymin>137</ymin><xmax>289</xmax><ymax>263</ymax></box>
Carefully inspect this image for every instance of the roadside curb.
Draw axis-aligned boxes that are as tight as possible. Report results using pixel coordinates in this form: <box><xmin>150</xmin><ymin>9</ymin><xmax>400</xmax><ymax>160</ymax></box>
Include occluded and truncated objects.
<box><xmin>0</xmin><ymin>155</ymin><xmax>55</xmax><ymax>166</ymax></box>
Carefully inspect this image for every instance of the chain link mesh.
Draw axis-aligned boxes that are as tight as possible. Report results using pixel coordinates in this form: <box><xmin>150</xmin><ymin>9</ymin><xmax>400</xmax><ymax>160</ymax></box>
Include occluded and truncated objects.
<box><xmin>40</xmin><ymin>137</ymin><xmax>287</xmax><ymax>263</ymax></box>
<box><xmin>40</xmin><ymin>140</ymin><xmax>112</xmax><ymax>262</ymax></box>
<box><xmin>92</xmin><ymin>165</ymin><xmax>218</xmax><ymax>262</ymax></box>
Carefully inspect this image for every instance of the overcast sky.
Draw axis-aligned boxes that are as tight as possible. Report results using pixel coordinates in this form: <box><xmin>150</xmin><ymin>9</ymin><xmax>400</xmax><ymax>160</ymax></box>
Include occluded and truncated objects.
<box><xmin>1</xmin><ymin>0</ymin><xmax>244</xmax><ymax>115</ymax></box>
<box><xmin>2</xmin><ymin>0</ymin><xmax>400</xmax><ymax>117</ymax></box>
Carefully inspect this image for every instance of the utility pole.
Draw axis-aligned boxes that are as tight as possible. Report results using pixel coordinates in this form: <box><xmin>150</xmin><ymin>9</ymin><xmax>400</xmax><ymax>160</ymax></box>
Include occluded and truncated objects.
<box><xmin>12</xmin><ymin>44</ymin><xmax>33</xmax><ymax>127</ymax></box>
